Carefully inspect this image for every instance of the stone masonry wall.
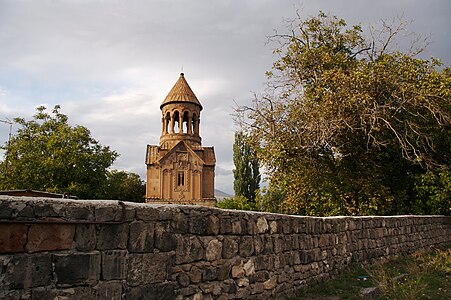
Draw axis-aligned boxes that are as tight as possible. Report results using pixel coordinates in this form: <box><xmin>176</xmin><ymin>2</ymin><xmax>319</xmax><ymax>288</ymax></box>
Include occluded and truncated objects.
<box><xmin>0</xmin><ymin>196</ymin><xmax>450</xmax><ymax>299</ymax></box>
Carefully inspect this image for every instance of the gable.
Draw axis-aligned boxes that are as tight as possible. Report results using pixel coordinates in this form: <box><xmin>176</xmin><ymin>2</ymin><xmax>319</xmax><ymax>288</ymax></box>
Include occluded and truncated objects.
<box><xmin>159</xmin><ymin>141</ymin><xmax>205</xmax><ymax>168</ymax></box>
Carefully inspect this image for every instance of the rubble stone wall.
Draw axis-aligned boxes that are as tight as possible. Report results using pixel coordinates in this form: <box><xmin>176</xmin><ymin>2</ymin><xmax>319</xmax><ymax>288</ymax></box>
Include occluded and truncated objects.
<box><xmin>0</xmin><ymin>196</ymin><xmax>450</xmax><ymax>299</ymax></box>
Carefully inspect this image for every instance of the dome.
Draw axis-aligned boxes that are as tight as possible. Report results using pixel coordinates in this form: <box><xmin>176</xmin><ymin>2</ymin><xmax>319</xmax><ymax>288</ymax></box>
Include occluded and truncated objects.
<box><xmin>160</xmin><ymin>73</ymin><xmax>202</xmax><ymax>110</ymax></box>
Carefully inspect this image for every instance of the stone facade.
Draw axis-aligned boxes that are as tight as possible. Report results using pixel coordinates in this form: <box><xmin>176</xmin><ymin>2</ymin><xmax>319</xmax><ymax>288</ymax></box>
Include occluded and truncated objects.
<box><xmin>146</xmin><ymin>73</ymin><xmax>216</xmax><ymax>206</ymax></box>
<box><xmin>0</xmin><ymin>196</ymin><xmax>450</xmax><ymax>299</ymax></box>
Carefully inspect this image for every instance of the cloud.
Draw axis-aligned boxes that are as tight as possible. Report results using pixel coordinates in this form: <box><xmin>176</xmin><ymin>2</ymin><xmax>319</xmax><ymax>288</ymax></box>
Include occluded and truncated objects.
<box><xmin>0</xmin><ymin>0</ymin><xmax>450</xmax><ymax>196</ymax></box>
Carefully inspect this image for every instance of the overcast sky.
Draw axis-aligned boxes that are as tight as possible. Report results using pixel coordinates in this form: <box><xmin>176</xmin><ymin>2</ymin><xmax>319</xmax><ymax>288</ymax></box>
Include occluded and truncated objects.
<box><xmin>0</xmin><ymin>0</ymin><xmax>450</xmax><ymax>194</ymax></box>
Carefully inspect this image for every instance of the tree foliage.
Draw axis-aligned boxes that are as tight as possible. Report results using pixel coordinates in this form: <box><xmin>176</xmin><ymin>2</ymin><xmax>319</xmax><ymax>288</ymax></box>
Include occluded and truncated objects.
<box><xmin>0</xmin><ymin>105</ymin><xmax>119</xmax><ymax>198</ymax></box>
<box><xmin>236</xmin><ymin>12</ymin><xmax>450</xmax><ymax>216</ymax></box>
<box><xmin>216</xmin><ymin>195</ymin><xmax>255</xmax><ymax>211</ymax></box>
<box><xmin>233</xmin><ymin>131</ymin><xmax>261</xmax><ymax>203</ymax></box>
<box><xmin>102</xmin><ymin>170</ymin><xmax>146</xmax><ymax>202</ymax></box>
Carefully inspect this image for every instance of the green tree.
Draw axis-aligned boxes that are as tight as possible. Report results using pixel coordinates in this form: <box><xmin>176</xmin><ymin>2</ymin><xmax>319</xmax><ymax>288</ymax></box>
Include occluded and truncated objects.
<box><xmin>237</xmin><ymin>12</ymin><xmax>450</xmax><ymax>216</ymax></box>
<box><xmin>0</xmin><ymin>105</ymin><xmax>118</xmax><ymax>198</ymax></box>
<box><xmin>102</xmin><ymin>170</ymin><xmax>146</xmax><ymax>202</ymax></box>
<box><xmin>233</xmin><ymin>131</ymin><xmax>261</xmax><ymax>204</ymax></box>
<box><xmin>216</xmin><ymin>195</ymin><xmax>255</xmax><ymax>211</ymax></box>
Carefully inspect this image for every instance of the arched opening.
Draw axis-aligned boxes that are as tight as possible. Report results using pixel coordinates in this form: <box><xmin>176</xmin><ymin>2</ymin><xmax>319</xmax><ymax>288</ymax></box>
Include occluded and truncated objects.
<box><xmin>173</xmin><ymin>111</ymin><xmax>180</xmax><ymax>133</ymax></box>
<box><xmin>192</xmin><ymin>113</ymin><xmax>199</xmax><ymax>135</ymax></box>
<box><xmin>164</xmin><ymin>112</ymin><xmax>170</xmax><ymax>134</ymax></box>
<box><xmin>183</xmin><ymin>111</ymin><xmax>190</xmax><ymax>134</ymax></box>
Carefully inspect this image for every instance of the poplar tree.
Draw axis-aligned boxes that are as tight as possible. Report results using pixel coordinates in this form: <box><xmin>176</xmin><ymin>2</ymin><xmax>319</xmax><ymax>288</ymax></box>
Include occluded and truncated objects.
<box><xmin>233</xmin><ymin>131</ymin><xmax>261</xmax><ymax>203</ymax></box>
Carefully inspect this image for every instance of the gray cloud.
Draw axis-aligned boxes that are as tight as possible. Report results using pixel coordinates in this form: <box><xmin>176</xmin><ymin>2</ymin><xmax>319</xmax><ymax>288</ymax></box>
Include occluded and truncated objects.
<box><xmin>1</xmin><ymin>0</ymin><xmax>450</xmax><ymax>194</ymax></box>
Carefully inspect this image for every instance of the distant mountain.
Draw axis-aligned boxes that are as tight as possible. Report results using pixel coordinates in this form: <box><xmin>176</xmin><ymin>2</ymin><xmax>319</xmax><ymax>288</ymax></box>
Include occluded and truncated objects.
<box><xmin>214</xmin><ymin>189</ymin><xmax>233</xmax><ymax>199</ymax></box>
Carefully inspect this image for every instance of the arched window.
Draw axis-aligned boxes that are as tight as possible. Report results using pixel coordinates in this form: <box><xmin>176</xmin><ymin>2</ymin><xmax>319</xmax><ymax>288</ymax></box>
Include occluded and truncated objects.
<box><xmin>173</xmin><ymin>111</ymin><xmax>180</xmax><ymax>133</ymax></box>
<box><xmin>165</xmin><ymin>112</ymin><xmax>170</xmax><ymax>133</ymax></box>
<box><xmin>183</xmin><ymin>111</ymin><xmax>190</xmax><ymax>133</ymax></box>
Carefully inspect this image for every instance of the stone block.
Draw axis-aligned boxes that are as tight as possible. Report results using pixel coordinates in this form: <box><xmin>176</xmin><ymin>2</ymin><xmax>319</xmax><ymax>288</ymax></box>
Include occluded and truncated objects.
<box><xmin>252</xmin><ymin>282</ymin><xmax>265</xmax><ymax>294</ymax></box>
<box><xmin>95</xmin><ymin>206</ymin><xmax>121</xmax><ymax>222</ymax></box>
<box><xmin>46</xmin><ymin>286</ymin><xmax>97</xmax><ymax>300</ymax></box>
<box><xmin>253</xmin><ymin>270</ymin><xmax>270</xmax><ymax>282</ymax></box>
<box><xmin>256</xmin><ymin>217</ymin><xmax>268</xmax><ymax>233</ymax></box>
<box><xmin>0</xmin><ymin>224</ymin><xmax>27</xmax><ymax>253</ymax></box>
<box><xmin>202</xmin><ymin>267</ymin><xmax>217</xmax><ymax>281</ymax></box>
<box><xmin>263</xmin><ymin>276</ymin><xmax>277</xmax><ymax>290</ymax></box>
<box><xmin>75</xmin><ymin>224</ymin><xmax>96</xmax><ymax>251</ymax></box>
<box><xmin>2</xmin><ymin>290</ymin><xmax>25</xmax><ymax>300</ymax></box>
<box><xmin>17</xmin><ymin>205</ymin><xmax>34</xmax><ymax>218</ymax></box>
<box><xmin>135</xmin><ymin>206</ymin><xmax>160</xmax><ymax>221</ymax></box>
<box><xmin>269</xmin><ymin>221</ymin><xmax>278</xmax><ymax>234</ymax></box>
<box><xmin>95</xmin><ymin>281</ymin><xmax>122</xmax><ymax>300</ymax></box>
<box><xmin>128</xmin><ymin>221</ymin><xmax>154</xmax><ymax>252</ymax></box>
<box><xmin>189</xmin><ymin>216</ymin><xmax>208</xmax><ymax>235</ymax></box>
<box><xmin>155</xmin><ymin>223</ymin><xmax>177</xmax><ymax>252</ymax></box>
<box><xmin>206</xmin><ymin>239</ymin><xmax>222</xmax><ymax>261</ymax></box>
<box><xmin>236</xmin><ymin>286</ymin><xmax>251</xmax><ymax>298</ymax></box>
<box><xmin>65</xmin><ymin>206</ymin><xmax>94</xmax><ymax>221</ymax></box>
<box><xmin>300</xmin><ymin>250</ymin><xmax>313</xmax><ymax>264</ymax></box>
<box><xmin>206</xmin><ymin>214</ymin><xmax>220</xmax><ymax>235</ymax></box>
<box><xmin>34</xmin><ymin>203</ymin><xmax>59</xmax><ymax>218</ymax></box>
<box><xmin>244</xmin><ymin>258</ymin><xmax>255</xmax><ymax>276</ymax></box>
<box><xmin>273</xmin><ymin>236</ymin><xmax>284</xmax><ymax>254</ymax></box>
<box><xmin>125</xmin><ymin>282</ymin><xmax>176</xmax><ymax>300</ymax></box>
<box><xmin>239</xmin><ymin>236</ymin><xmax>254</xmax><ymax>257</ymax></box>
<box><xmin>189</xmin><ymin>266</ymin><xmax>202</xmax><ymax>283</ymax></box>
<box><xmin>282</xmin><ymin>219</ymin><xmax>292</xmax><ymax>234</ymax></box>
<box><xmin>176</xmin><ymin>236</ymin><xmax>204</xmax><ymax>264</ymax></box>
<box><xmin>102</xmin><ymin>250</ymin><xmax>127</xmax><ymax>280</ymax></box>
<box><xmin>217</xmin><ymin>263</ymin><xmax>231</xmax><ymax>281</ymax></box>
<box><xmin>222</xmin><ymin>236</ymin><xmax>238</xmax><ymax>259</ymax></box>
<box><xmin>178</xmin><ymin>285</ymin><xmax>198</xmax><ymax>297</ymax></box>
<box><xmin>2</xmin><ymin>253</ymin><xmax>52</xmax><ymax>289</ymax></box>
<box><xmin>26</xmin><ymin>224</ymin><xmax>75</xmax><ymax>253</ymax></box>
<box><xmin>54</xmin><ymin>252</ymin><xmax>101</xmax><ymax>285</ymax></box>
<box><xmin>201</xmin><ymin>282</ymin><xmax>223</xmax><ymax>295</ymax></box>
<box><xmin>96</xmin><ymin>224</ymin><xmax>128</xmax><ymax>250</ymax></box>
<box><xmin>220</xmin><ymin>217</ymin><xmax>232</xmax><ymax>234</ymax></box>
<box><xmin>231</xmin><ymin>259</ymin><xmax>244</xmax><ymax>278</ymax></box>
<box><xmin>0</xmin><ymin>201</ymin><xmax>14</xmax><ymax>218</ymax></box>
<box><xmin>236</xmin><ymin>277</ymin><xmax>250</xmax><ymax>287</ymax></box>
<box><xmin>177</xmin><ymin>272</ymin><xmax>190</xmax><ymax>287</ymax></box>
<box><xmin>127</xmin><ymin>252</ymin><xmax>174</xmax><ymax>286</ymax></box>
<box><xmin>171</xmin><ymin>212</ymin><xmax>188</xmax><ymax>234</ymax></box>
<box><xmin>262</xmin><ymin>235</ymin><xmax>274</xmax><ymax>254</ymax></box>
<box><xmin>231</xmin><ymin>219</ymin><xmax>246</xmax><ymax>235</ymax></box>
<box><xmin>254</xmin><ymin>235</ymin><xmax>264</xmax><ymax>255</ymax></box>
<box><xmin>31</xmin><ymin>287</ymin><xmax>56</xmax><ymax>300</ymax></box>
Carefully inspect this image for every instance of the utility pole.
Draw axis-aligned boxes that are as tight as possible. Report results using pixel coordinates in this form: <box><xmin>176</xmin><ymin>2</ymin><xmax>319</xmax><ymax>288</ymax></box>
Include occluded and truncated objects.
<box><xmin>0</xmin><ymin>118</ymin><xmax>13</xmax><ymax>147</ymax></box>
<box><xmin>0</xmin><ymin>118</ymin><xmax>13</xmax><ymax>178</ymax></box>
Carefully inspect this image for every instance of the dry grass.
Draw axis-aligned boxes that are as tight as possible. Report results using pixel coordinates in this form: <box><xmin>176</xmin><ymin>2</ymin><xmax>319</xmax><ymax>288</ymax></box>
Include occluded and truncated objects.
<box><xmin>291</xmin><ymin>247</ymin><xmax>450</xmax><ymax>300</ymax></box>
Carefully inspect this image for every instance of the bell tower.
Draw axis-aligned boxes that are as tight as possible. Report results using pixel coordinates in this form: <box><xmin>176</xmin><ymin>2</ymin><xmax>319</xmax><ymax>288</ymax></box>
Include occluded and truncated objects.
<box><xmin>145</xmin><ymin>73</ymin><xmax>216</xmax><ymax>206</ymax></box>
<box><xmin>160</xmin><ymin>73</ymin><xmax>202</xmax><ymax>149</ymax></box>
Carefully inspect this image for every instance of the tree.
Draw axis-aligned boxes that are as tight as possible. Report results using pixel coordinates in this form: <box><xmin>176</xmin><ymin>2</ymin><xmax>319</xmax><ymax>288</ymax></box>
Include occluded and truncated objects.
<box><xmin>233</xmin><ymin>131</ymin><xmax>261</xmax><ymax>204</ymax></box>
<box><xmin>102</xmin><ymin>170</ymin><xmax>146</xmax><ymax>202</ymax></box>
<box><xmin>0</xmin><ymin>105</ymin><xmax>119</xmax><ymax>198</ymax></box>
<box><xmin>236</xmin><ymin>12</ymin><xmax>450</xmax><ymax>216</ymax></box>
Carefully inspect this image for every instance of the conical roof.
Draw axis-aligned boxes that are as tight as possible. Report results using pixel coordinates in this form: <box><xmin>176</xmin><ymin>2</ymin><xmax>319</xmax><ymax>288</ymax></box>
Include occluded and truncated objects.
<box><xmin>161</xmin><ymin>73</ymin><xmax>202</xmax><ymax>109</ymax></box>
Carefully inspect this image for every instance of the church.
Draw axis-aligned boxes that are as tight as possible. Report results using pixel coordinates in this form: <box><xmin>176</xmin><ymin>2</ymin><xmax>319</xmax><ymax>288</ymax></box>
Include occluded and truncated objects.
<box><xmin>145</xmin><ymin>73</ymin><xmax>216</xmax><ymax>206</ymax></box>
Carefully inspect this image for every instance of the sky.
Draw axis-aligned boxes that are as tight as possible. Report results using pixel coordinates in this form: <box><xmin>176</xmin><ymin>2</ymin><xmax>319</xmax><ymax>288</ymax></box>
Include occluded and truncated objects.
<box><xmin>0</xmin><ymin>0</ymin><xmax>450</xmax><ymax>195</ymax></box>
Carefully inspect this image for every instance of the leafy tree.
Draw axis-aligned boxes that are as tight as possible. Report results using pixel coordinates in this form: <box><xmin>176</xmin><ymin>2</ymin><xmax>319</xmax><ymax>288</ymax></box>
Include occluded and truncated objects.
<box><xmin>236</xmin><ymin>12</ymin><xmax>450</xmax><ymax>216</ymax></box>
<box><xmin>102</xmin><ymin>170</ymin><xmax>146</xmax><ymax>202</ymax></box>
<box><xmin>216</xmin><ymin>195</ymin><xmax>255</xmax><ymax>211</ymax></box>
<box><xmin>233</xmin><ymin>131</ymin><xmax>261</xmax><ymax>204</ymax></box>
<box><xmin>0</xmin><ymin>105</ymin><xmax>118</xmax><ymax>198</ymax></box>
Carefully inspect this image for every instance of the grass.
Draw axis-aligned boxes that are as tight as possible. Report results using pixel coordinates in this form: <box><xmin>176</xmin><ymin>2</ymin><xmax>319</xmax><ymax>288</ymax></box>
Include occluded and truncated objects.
<box><xmin>290</xmin><ymin>247</ymin><xmax>450</xmax><ymax>300</ymax></box>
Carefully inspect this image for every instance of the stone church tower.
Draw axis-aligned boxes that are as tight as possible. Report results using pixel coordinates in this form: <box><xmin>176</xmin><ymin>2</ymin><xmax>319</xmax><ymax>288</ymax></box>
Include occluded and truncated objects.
<box><xmin>145</xmin><ymin>73</ymin><xmax>216</xmax><ymax>206</ymax></box>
